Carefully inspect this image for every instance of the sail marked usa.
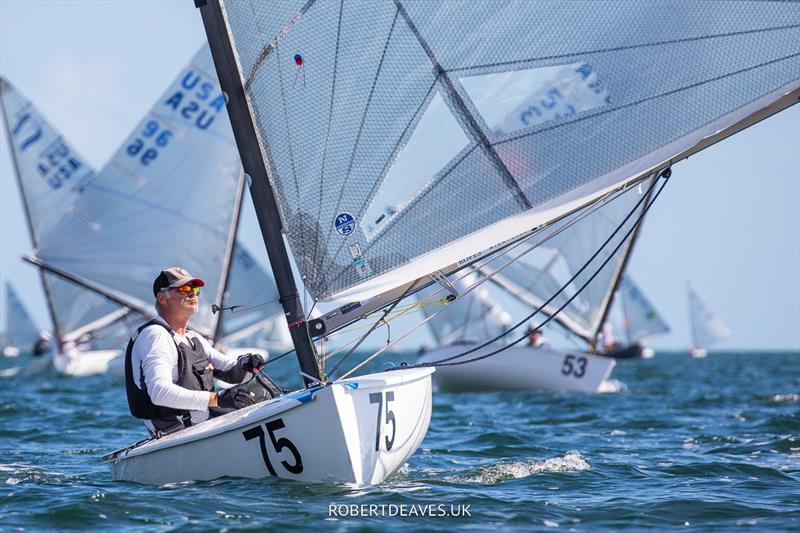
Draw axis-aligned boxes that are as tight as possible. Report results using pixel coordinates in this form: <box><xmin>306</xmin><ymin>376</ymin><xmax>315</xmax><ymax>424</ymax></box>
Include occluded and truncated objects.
<box><xmin>164</xmin><ymin>67</ymin><xmax>226</xmax><ymax>130</ymax></box>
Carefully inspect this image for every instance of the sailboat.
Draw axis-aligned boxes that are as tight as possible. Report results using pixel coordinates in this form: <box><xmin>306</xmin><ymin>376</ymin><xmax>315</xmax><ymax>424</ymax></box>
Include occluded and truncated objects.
<box><xmin>614</xmin><ymin>276</ymin><xmax>670</xmax><ymax>358</ymax></box>
<box><xmin>1</xmin><ymin>282</ymin><xmax>46</xmax><ymax>358</ymax></box>
<box><xmin>3</xmin><ymin>50</ymin><xmax>291</xmax><ymax>376</ymax></box>
<box><xmin>0</xmin><ymin>78</ymin><xmax>135</xmax><ymax>375</ymax></box>
<box><xmin>687</xmin><ymin>282</ymin><xmax>731</xmax><ymax>358</ymax></box>
<box><xmin>103</xmin><ymin>1</ymin><xmax>798</xmax><ymax>484</ymax></box>
<box><xmin>416</xmin><ymin>270</ymin><xmax>617</xmax><ymax>393</ymax></box>
<box><xmin>416</xmin><ymin>173</ymin><xmax>659</xmax><ymax>391</ymax></box>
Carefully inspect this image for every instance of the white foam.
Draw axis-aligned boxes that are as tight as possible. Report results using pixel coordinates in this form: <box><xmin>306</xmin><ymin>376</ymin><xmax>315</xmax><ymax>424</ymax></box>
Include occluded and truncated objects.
<box><xmin>446</xmin><ymin>452</ymin><xmax>590</xmax><ymax>484</ymax></box>
<box><xmin>772</xmin><ymin>394</ymin><xmax>800</xmax><ymax>403</ymax></box>
<box><xmin>0</xmin><ymin>367</ymin><xmax>20</xmax><ymax>378</ymax></box>
<box><xmin>597</xmin><ymin>379</ymin><xmax>627</xmax><ymax>393</ymax></box>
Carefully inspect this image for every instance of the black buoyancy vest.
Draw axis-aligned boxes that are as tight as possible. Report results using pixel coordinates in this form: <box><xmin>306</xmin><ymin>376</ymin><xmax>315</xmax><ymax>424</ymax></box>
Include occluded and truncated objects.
<box><xmin>125</xmin><ymin>319</ymin><xmax>215</xmax><ymax>433</ymax></box>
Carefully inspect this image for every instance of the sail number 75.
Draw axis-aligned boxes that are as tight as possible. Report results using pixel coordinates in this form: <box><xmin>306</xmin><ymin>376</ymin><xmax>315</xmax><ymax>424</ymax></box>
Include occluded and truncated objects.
<box><xmin>369</xmin><ymin>391</ymin><xmax>396</xmax><ymax>452</ymax></box>
<box><xmin>242</xmin><ymin>418</ymin><xmax>303</xmax><ymax>476</ymax></box>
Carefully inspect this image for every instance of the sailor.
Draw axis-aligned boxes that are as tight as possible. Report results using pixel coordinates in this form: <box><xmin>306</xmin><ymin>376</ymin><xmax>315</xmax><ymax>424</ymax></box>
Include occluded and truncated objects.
<box><xmin>527</xmin><ymin>323</ymin><xmax>548</xmax><ymax>348</ymax></box>
<box><xmin>599</xmin><ymin>321</ymin><xmax>618</xmax><ymax>353</ymax></box>
<box><xmin>32</xmin><ymin>330</ymin><xmax>52</xmax><ymax>357</ymax></box>
<box><xmin>125</xmin><ymin>267</ymin><xmax>266</xmax><ymax>436</ymax></box>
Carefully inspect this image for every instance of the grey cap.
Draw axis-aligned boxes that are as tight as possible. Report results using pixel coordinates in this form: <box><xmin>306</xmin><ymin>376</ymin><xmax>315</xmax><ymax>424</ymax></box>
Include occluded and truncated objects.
<box><xmin>152</xmin><ymin>267</ymin><xmax>205</xmax><ymax>296</ymax></box>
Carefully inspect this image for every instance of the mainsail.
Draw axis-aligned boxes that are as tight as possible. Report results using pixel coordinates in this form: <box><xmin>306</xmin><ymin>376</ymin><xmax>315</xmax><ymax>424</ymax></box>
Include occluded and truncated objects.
<box><xmin>0</xmin><ymin>78</ymin><xmax>131</xmax><ymax>342</ymax></box>
<box><xmin>2</xmin><ymin>282</ymin><xmax>41</xmax><ymax>349</ymax></box>
<box><xmin>26</xmin><ymin>47</ymin><xmax>244</xmax><ymax>337</ymax></box>
<box><xmin>617</xmin><ymin>276</ymin><xmax>670</xmax><ymax>345</ymax></box>
<box><xmin>205</xmin><ymin>1</ymin><xmax>799</xmax><ymax>308</ymax></box>
<box><xmin>688</xmin><ymin>283</ymin><xmax>731</xmax><ymax>350</ymax></box>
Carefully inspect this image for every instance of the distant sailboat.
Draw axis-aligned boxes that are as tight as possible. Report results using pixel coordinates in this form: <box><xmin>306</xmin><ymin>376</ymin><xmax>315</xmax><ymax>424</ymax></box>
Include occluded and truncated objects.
<box><xmin>687</xmin><ymin>283</ymin><xmax>731</xmax><ymax>358</ymax></box>
<box><xmin>1</xmin><ymin>282</ymin><xmax>45</xmax><ymax>358</ymax></box>
<box><xmin>3</xmin><ymin>48</ymin><xmax>291</xmax><ymax>378</ymax></box>
<box><xmin>612</xmin><ymin>276</ymin><xmax>671</xmax><ymax>359</ymax></box>
<box><xmin>0</xmin><ymin>78</ymin><xmax>132</xmax><ymax>375</ymax></box>
<box><xmin>416</xmin><ymin>271</ymin><xmax>617</xmax><ymax>393</ymax></box>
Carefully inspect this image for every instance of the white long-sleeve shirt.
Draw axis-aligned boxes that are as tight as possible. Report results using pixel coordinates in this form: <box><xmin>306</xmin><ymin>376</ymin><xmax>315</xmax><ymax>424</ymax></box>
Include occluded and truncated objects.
<box><xmin>130</xmin><ymin>315</ymin><xmax>238</xmax><ymax>429</ymax></box>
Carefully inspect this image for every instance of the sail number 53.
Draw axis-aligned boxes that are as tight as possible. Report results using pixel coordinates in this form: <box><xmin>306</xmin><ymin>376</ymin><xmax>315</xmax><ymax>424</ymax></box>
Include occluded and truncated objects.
<box><xmin>242</xmin><ymin>418</ymin><xmax>303</xmax><ymax>476</ymax></box>
<box><xmin>369</xmin><ymin>391</ymin><xmax>396</xmax><ymax>452</ymax></box>
<box><xmin>561</xmin><ymin>355</ymin><xmax>587</xmax><ymax>378</ymax></box>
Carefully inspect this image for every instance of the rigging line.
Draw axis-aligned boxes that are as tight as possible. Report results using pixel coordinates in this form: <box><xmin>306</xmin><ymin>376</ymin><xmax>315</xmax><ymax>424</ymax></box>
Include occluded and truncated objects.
<box><xmin>264</xmin><ymin>346</ymin><xmax>296</xmax><ymax>366</ymax></box>
<box><xmin>496</xmin><ymin>51</ymin><xmax>800</xmax><ymax>147</ymax></box>
<box><xmin>310</xmin><ymin>0</ymin><xmax>345</xmax><ymax>273</ymax></box>
<box><xmin>448</xmin><ymin>22</ymin><xmax>800</xmax><ymax>74</ymax></box>
<box><xmin>403</xmin><ymin>169</ymin><xmax>666</xmax><ymax>367</ymax></box>
<box><xmin>321</xmin><ymin>7</ymin><xmax>401</xmax><ymax>253</ymax></box>
<box><xmin>326</xmin><ymin>275</ymin><xmax>420</xmax><ymax>379</ymax></box>
<box><xmin>411</xmin><ymin>170</ymin><xmax>671</xmax><ymax>369</ymax></box>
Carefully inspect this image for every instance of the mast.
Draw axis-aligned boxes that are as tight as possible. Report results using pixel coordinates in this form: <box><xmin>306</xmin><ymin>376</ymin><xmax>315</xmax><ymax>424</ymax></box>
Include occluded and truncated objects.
<box><xmin>197</xmin><ymin>0</ymin><xmax>321</xmax><ymax>386</ymax></box>
<box><xmin>0</xmin><ymin>80</ymin><xmax>62</xmax><ymax>340</ymax></box>
<box><xmin>687</xmin><ymin>281</ymin><xmax>699</xmax><ymax>349</ymax></box>
<box><xmin>619</xmin><ymin>279</ymin><xmax>632</xmax><ymax>346</ymax></box>
<box><xmin>590</xmin><ymin>181</ymin><xmax>658</xmax><ymax>351</ymax></box>
<box><xmin>211</xmin><ymin>169</ymin><xmax>247</xmax><ymax>345</ymax></box>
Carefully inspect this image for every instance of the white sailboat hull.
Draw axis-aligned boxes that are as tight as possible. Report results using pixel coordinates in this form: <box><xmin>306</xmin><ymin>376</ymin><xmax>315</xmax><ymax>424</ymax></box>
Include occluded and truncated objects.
<box><xmin>104</xmin><ymin>367</ymin><xmax>434</xmax><ymax>485</ymax></box>
<box><xmin>53</xmin><ymin>349</ymin><xmax>122</xmax><ymax>377</ymax></box>
<box><xmin>689</xmin><ymin>347</ymin><xmax>707</xmax><ymax>359</ymax></box>
<box><xmin>417</xmin><ymin>344</ymin><xmax>615</xmax><ymax>393</ymax></box>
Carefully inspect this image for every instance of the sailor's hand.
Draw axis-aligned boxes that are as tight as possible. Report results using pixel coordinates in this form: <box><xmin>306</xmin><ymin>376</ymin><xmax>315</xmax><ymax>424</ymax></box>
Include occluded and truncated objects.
<box><xmin>237</xmin><ymin>352</ymin><xmax>266</xmax><ymax>374</ymax></box>
<box><xmin>217</xmin><ymin>388</ymin><xmax>256</xmax><ymax>410</ymax></box>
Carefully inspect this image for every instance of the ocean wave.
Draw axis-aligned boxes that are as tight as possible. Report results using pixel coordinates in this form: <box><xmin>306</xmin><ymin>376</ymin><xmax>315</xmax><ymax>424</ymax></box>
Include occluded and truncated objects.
<box><xmin>444</xmin><ymin>452</ymin><xmax>590</xmax><ymax>484</ymax></box>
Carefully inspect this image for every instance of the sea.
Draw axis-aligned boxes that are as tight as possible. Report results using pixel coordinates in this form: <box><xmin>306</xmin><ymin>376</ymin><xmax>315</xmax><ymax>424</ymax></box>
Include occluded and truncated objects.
<box><xmin>0</xmin><ymin>350</ymin><xmax>798</xmax><ymax>532</ymax></box>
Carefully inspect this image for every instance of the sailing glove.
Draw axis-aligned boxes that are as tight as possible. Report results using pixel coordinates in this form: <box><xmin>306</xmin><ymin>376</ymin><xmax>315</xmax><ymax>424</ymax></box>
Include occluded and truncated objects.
<box><xmin>217</xmin><ymin>388</ymin><xmax>256</xmax><ymax>410</ymax></box>
<box><xmin>237</xmin><ymin>353</ymin><xmax>266</xmax><ymax>373</ymax></box>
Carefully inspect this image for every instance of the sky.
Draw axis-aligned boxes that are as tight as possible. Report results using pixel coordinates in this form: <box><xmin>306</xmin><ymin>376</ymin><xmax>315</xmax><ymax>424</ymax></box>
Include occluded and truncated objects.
<box><xmin>0</xmin><ymin>0</ymin><xmax>798</xmax><ymax>351</ymax></box>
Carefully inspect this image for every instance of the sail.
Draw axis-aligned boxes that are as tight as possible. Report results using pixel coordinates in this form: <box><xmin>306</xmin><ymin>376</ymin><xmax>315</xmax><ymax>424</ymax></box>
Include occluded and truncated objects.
<box><xmin>209</xmin><ymin>1</ymin><xmax>799</xmax><ymax>304</ymax></box>
<box><xmin>688</xmin><ymin>284</ymin><xmax>731</xmax><ymax>349</ymax></box>
<box><xmin>418</xmin><ymin>271</ymin><xmax>511</xmax><ymax>346</ymax></box>
<box><xmin>479</xmin><ymin>179</ymin><xmax>655</xmax><ymax>341</ymax></box>
<box><xmin>0</xmin><ymin>78</ymin><xmax>134</xmax><ymax>340</ymax></box>
<box><xmin>28</xmin><ymin>46</ymin><xmax>244</xmax><ymax>336</ymax></box>
<box><xmin>215</xmin><ymin>242</ymin><xmax>289</xmax><ymax>348</ymax></box>
<box><xmin>618</xmin><ymin>276</ymin><xmax>670</xmax><ymax>344</ymax></box>
<box><xmin>2</xmin><ymin>282</ymin><xmax>41</xmax><ymax>349</ymax></box>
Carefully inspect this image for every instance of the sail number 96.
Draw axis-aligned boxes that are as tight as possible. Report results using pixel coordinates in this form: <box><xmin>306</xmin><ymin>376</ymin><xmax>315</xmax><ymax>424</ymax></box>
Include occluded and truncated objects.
<box><xmin>369</xmin><ymin>391</ymin><xmax>396</xmax><ymax>452</ymax></box>
<box><xmin>126</xmin><ymin>119</ymin><xmax>172</xmax><ymax>166</ymax></box>
<box><xmin>242</xmin><ymin>417</ymin><xmax>303</xmax><ymax>476</ymax></box>
<box><xmin>561</xmin><ymin>355</ymin><xmax>587</xmax><ymax>378</ymax></box>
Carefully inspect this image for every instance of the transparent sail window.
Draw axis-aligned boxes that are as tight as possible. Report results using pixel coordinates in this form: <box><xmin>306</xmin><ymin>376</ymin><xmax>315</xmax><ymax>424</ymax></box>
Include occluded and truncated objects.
<box><xmin>363</xmin><ymin>92</ymin><xmax>469</xmax><ymax>240</ymax></box>
<box><xmin>459</xmin><ymin>62</ymin><xmax>611</xmax><ymax>137</ymax></box>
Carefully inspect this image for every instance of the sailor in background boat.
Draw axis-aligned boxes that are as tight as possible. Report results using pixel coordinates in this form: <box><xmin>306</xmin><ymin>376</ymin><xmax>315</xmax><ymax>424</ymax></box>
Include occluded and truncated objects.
<box><xmin>598</xmin><ymin>321</ymin><xmax>619</xmax><ymax>353</ymax></box>
<box><xmin>125</xmin><ymin>267</ymin><xmax>266</xmax><ymax>436</ymax></box>
<box><xmin>32</xmin><ymin>330</ymin><xmax>52</xmax><ymax>357</ymax></box>
<box><xmin>527</xmin><ymin>323</ymin><xmax>549</xmax><ymax>348</ymax></box>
